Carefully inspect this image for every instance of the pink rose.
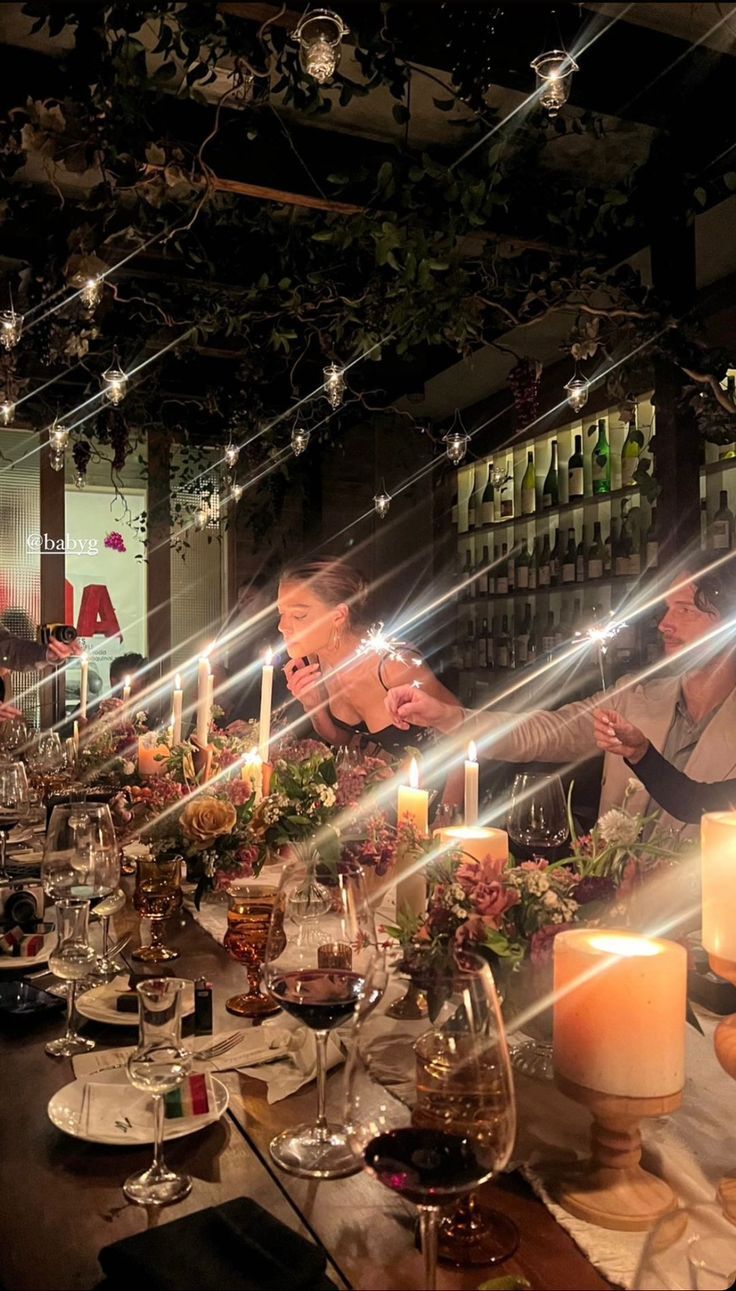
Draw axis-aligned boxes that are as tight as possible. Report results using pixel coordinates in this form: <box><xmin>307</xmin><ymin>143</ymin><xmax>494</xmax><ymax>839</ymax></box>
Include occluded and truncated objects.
<box><xmin>472</xmin><ymin>880</ymin><xmax>518</xmax><ymax>925</ymax></box>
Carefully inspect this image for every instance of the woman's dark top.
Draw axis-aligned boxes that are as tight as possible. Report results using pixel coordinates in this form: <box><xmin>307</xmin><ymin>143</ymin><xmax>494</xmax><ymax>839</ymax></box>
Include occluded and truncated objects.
<box><xmin>326</xmin><ymin>647</ymin><xmax>432</xmax><ymax>759</ymax></box>
<box><xmin>626</xmin><ymin>743</ymin><xmax>736</xmax><ymax>824</ymax></box>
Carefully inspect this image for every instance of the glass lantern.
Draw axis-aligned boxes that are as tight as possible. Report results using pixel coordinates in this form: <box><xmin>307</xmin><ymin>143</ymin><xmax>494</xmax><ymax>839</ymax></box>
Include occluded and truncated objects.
<box><xmin>291</xmin><ymin>9</ymin><xmax>350</xmax><ymax>85</ymax></box>
<box><xmin>530</xmin><ymin>49</ymin><xmax>578</xmax><ymax>117</ymax></box>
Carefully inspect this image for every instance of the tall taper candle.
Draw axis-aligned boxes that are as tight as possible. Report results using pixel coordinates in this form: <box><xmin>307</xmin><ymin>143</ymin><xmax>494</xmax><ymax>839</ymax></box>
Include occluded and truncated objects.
<box><xmin>464</xmin><ymin>740</ymin><xmax>479</xmax><ymax>826</ymax></box>
<box><xmin>258</xmin><ymin>648</ymin><xmax>274</xmax><ymax>765</ymax></box>
<box><xmin>196</xmin><ymin>652</ymin><xmax>211</xmax><ymax>747</ymax></box>
<box><xmin>79</xmin><ymin>653</ymin><xmax>88</xmax><ymax>719</ymax></box>
<box><xmin>122</xmin><ymin>675</ymin><xmax>131</xmax><ymax>703</ymax></box>
<box><xmin>172</xmin><ymin>674</ymin><xmax>183</xmax><ymax>746</ymax></box>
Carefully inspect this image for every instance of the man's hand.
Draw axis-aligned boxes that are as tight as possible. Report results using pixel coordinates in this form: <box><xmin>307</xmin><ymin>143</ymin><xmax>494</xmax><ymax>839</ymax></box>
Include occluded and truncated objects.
<box><xmin>384</xmin><ymin>685</ymin><xmax>462</xmax><ymax>733</ymax></box>
<box><xmin>0</xmin><ymin>702</ymin><xmax>23</xmax><ymax>722</ymax></box>
<box><xmin>45</xmin><ymin>638</ymin><xmax>82</xmax><ymax>665</ymax></box>
<box><xmin>593</xmin><ymin>708</ymin><xmax>649</xmax><ymax>764</ymax></box>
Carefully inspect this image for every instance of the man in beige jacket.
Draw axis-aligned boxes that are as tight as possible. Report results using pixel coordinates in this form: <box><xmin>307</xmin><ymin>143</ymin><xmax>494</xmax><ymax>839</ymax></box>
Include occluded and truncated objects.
<box><xmin>385</xmin><ymin>559</ymin><xmax>736</xmax><ymax>842</ymax></box>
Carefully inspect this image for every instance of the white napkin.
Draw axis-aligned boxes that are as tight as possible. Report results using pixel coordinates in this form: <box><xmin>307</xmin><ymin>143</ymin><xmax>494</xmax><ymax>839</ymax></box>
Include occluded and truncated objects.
<box><xmin>240</xmin><ymin>1015</ymin><xmax>344</xmax><ymax>1104</ymax></box>
<box><xmin>81</xmin><ymin>1081</ymin><xmax>154</xmax><ymax>1141</ymax></box>
<box><xmin>72</xmin><ymin>1027</ymin><xmax>294</xmax><ymax>1079</ymax></box>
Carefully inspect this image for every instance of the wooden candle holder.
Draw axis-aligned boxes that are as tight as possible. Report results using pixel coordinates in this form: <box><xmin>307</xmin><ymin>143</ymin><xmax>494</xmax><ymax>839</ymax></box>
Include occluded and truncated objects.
<box><xmin>552</xmin><ymin>1074</ymin><xmax>681</xmax><ymax>1231</ymax></box>
<box><xmin>708</xmin><ymin>953</ymin><xmax>736</xmax><ymax>1226</ymax></box>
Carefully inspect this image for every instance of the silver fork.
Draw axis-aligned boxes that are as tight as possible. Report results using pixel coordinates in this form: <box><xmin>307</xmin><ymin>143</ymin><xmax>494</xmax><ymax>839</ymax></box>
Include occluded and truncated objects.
<box><xmin>194</xmin><ymin>1032</ymin><xmax>243</xmax><ymax>1063</ymax></box>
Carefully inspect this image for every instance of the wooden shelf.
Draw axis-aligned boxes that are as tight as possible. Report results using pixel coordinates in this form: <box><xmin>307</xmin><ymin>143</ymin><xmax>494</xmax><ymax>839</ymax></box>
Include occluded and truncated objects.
<box><xmin>461</xmin><ymin>486</ymin><xmax>646</xmax><ymax>537</ymax></box>
<box><xmin>457</xmin><ymin>573</ymin><xmax>648</xmax><ymax>605</ymax></box>
<box><xmin>702</xmin><ymin>457</ymin><xmax>736</xmax><ymax>476</ymax></box>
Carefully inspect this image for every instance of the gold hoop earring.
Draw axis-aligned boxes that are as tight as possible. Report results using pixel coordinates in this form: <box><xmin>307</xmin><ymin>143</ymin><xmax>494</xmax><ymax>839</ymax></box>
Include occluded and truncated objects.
<box><xmin>329</xmin><ymin>625</ymin><xmax>342</xmax><ymax>651</ymax></box>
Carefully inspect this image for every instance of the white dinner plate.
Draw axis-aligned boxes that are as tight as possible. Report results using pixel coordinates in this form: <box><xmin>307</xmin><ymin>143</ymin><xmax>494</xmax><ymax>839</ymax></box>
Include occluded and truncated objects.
<box><xmin>0</xmin><ymin>930</ymin><xmax>56</xmax><ymax>971</ymax></box>
<box><xmin>47</xmin><ymin>1067</ymin><xmax>229</xmax><ymax>1145</ymax></box>
<box><xmin>5</xmin><ymin>848</ymin><xmax>44</xmax><ymax>864</ymax></box>
<box><xmin>76</xmin><ymin>980</ymin><xmax>196</xmax><ymax>1027</ymax></box>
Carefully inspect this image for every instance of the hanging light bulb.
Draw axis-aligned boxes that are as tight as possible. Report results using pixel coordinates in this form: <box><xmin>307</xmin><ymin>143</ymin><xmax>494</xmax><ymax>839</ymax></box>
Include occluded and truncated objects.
<box><xmin>49</xmin><ymin>418</ymin><xmax>69</xmax><ymax>456</ymax></box>
<box><xmin>291</xmin><ymin>9</ymin><xmax>349</xmax><ymax>84</ymax></box>
<box><xmin>530</xmin><ymin>49</ymin><xmax>578</xmax><ymax>117</ymax></box>
<box><xmin>489</xmin><ymin>462</ymin><xmax>510</xmax><ymax>489</ymax></box>
<box><xmin>323</xmin><ymin>361</ymin><xmax>346</xmax><ymax>409</ymax></box>
<box><xmin>232</xmin><ymin>482</ymin><xmax>244</xmax><ymax>502</ymax></box>
<box><xmin>101</xmin><ymin>352</ymin><xmax>127</xmax><ymax>405</ymax></box>
<box><xmin>564</xmin><ymin>369</ymin><xmax>590</xmax><ymax>413</ymax></box>
<box><xmin>0</xmin><ymin>308</ymin><xmax>23</xmax><ymax>351</ymax></box>
<box><xmin>291</xmin><ymin>425</ymin><xmax>311</xmax><ymax>456</ymax></box>
<box><xmin>224</xmin><ymin>441</ymin><xmax>240</xmax><ymax>470</ymax></box>
<box><xmin>194</xmin><ymin>504</ymin><xmax>209</xmax><ymax>531</ymax></box>
<box><xmin>74</xmin><ymin>471</ymin><xmax>86</xmax><ymax>489</ymax></box>
<box><xmin>79</xmin><ymin>276</ymin><xmax>103</xmax><ymax>312</ymax></box>
<box><xmin>0</xmin><ymin>395</ymin><xmax>15</xmax><ymax>425</ymax></box>
<box><xmin>373</xmin><ymin>483</ymin><xmax>392</xmax><ymax>519</ymax></box>
<box><xmin>444</xmin><ymin>429</ymin><xmax>470</xmax><ymax>464</ymax></box>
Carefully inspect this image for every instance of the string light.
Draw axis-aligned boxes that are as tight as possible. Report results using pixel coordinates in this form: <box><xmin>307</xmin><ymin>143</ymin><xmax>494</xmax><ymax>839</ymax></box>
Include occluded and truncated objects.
<box><xmin>101</xmin><ymin>351</ymin><xmax>127</xmax><ymax>405</ymax></box>
<box><xmin>232</xmin><ymin>482</ymin><xmax>244</xmax><ymax>502</ymax></box>
<box><xmin>323</xmin><ymin>361</ymin><xmax>346</xmax><ymax>409</ymax></box>
<box><xmin>530</xmin><ymin>49</ymin><xmax>579</xmax><ymax>117</ymax></box>
<box><xmin>373</xmin><ymin>482</ymin><xmax>391</xmax><ymax>519</ymax></box>
<box><xmin>444</xmin><ymin>429</ymin><xmax>470</xmax><ymax>464</ymax></box>
<box><xmin>79</xmin><ymin>276</ymin><xmax>103</xmax><ymax>312</ymax></box>
<box><xmin>489</xmin><ymin>462</ymin><xmax>511</xmax><ymax>489</ymax></box>
<box><xmin>291</xmin><ymin>9</ymin><xmax>350</xmax><ymax>84</ymax></box>
<box><xmin>193</xmin><ymin>504</ymin><xmax>209</xmax><ymax>531</ymax></box>
<box><xmin>291</xmin><ymin>425</ymin><xmax>311</xmax><ymax>456</ymax></box>
<box><xmin>48</xmin><ymin>417</ymin><xmax>69</xmax><ymax>472</ymax></box>
<box><xmin>0</xmin><ymin>396</ymin><xmax>15</xmax><ymax>425</ymax></box>
<box><xmin>224</xmin><ymin>441</ymin><xmax>240</xmax><ymax>470</ymax></box>
<box><xmin>564</xmin><ymin>369</ymin><xmax>590</xmax><ymax>412</ymax></box>
<box><xmin>0</xmin><ymin>308</ymin><xmax>23</xmax><ymax>351</ymax></box>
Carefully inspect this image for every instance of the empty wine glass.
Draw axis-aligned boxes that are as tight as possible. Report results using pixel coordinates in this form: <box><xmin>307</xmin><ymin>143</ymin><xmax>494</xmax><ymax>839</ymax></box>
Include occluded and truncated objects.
<box><xmin>506</xmin><ymin>771</ymin><xmax>569</xmax><ymax>860</ymax></box>
<box><xmin>634</xmin><ymin>1204</ymin><xmax>736</xmax><ymax>1290</ymax></box>
<box><xmin>43</xmin><ymin>802</ymin><xmax>120</xmax><ymax>902</ymax></box>
<box><xmin>0</xmin><ymin>760</ymin><xmax>30</xmax><ymax>881</ymax></box>
<box><xmin>263</xmin><ymin>857</ymin><xmax>384</xmax><ymax>1179</ymax></box>
<box><xmin>45</xmin><ymin>898</ymin><xmax>96</xmax><ymax>1057</ymax></box>
<box><xmin>27</xmin><ymin>730</ymin><xmax>64</xmax><ymax>775</ymax></box>
<box><xmin>345</xmin><ymin>949</ymin><xmax>516</xmax><ymax>1291</ymax></box>
<box><xmin>91</xmin><ymin>887</ymin><xmax>127</xmax><ymax>979</ymax></box>
<box><xmin>0</xmin><ymin>717</ymin><xmax>29</xmax><ymax>761</ymax></box>
<box><xmin>124</xmin><ymin>978</ymin><xmax>193</xmax><ymax>1206</ymax></box>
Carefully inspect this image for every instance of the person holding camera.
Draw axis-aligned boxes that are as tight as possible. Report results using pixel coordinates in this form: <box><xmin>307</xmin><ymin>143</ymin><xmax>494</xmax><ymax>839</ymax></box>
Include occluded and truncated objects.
<box><xmin>0</xmin><ymin>623</ymin><xmax>81</xmax><ymax>714</ymax></box>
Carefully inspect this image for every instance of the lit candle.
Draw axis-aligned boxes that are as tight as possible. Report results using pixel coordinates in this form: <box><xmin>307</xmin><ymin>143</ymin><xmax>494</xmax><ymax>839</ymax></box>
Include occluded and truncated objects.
<box><xmin>434</xmin><ymin>825</ymin><xmax>507</xmax><ymax>867</ymax></box>
<box><xmin>72</xmin><ymin>720</ymin><xmax>79</xmax><ymax>757</ymax></box>
<box><xmin>397</xmin><ymin>757</ymin><xmax>429</xmax><ymax>837</ymax></box>
<box><xmin>137</xmin><ymin>735</ymin><xmax>171</xmax><ymax>776</ymax></box>
<box><xmin>196</xmin><ymin>650</ymin><xmax>211</xmax><ymax>747</ymax></box>
<box><xmin>207</xmin><ymin>671</ymin><xmax>214</xmax><ymax>723</ymax></box>
<box><xmin>553</xmin><ymin>929</ymin><xmax>686</xmax><ymax>1099</ymax></box>
<box><xmin>242</xmin><ymin>748</ymin><xmax>263</xmax><ymax>802</ymax></box>
<box><xmin>702</xmin><ymin>811</ymin><xmax>736</xmax><ymax>966</ymax></box>
<box><xmin>172</xmin><ymin>674</ymin><xmax>183</xmax><ymax>746</ymax></box>
<box><xmin>79</xmin><ymin>653</ymin><xmax>88</xmax><ymax>719</ymax></box>
<box><xmin>464</xmin><ymin>740</ymin><xmax>479</xmax><ymax>826</ymax></box>
<box><xmin>122</xmin><ymin>675</ymin><xmax>131</xmax><ymax>703</ymax></box>
<box><xmin>258</xmin><ymin>648</ymin><xmax>274</xmax><ymax>765</ymax></box>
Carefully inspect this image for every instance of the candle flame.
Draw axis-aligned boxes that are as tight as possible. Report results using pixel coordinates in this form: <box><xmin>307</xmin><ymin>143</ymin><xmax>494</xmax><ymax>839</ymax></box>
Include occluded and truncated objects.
<box><xmin>409</xmin><ymin>757</ymin><xmax>419</xmax><ymax>789</ymax></box>
<box><xmin>247</xmin><ymin>747</ymin><xmax>262</xmax><ymax>765</ymax></box>
<box><xmin>175</xmin><ymin>673</ymin><xmax>181</xmax><ymax>689</ymax></box>
<box><xmin>588</xmin><ymin>933</ymin><xmax>661</xmax><ymax>958</ymax></box>
<box><xmin>468</xmin><ymin>740</ymin><xmax>477</xmax><ymax>763</ymax></box>
<box><xmin>264</xmin><ymin>647</ymin><xmax>273</xmax><ymax>665</ymax></box>
<box><xmin>124</xmin><ymin>675</ymin><xmax>131</xmax><ymax>686</ymax></box>
<box><xmin>80</xmin><ymin>652</ymin><xmax>88</xmax><ymax>664</ymax></box>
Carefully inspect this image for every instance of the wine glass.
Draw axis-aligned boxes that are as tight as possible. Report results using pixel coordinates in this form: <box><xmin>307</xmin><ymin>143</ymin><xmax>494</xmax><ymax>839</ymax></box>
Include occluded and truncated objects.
<box><xmin>27</xmin><ymin>730</ymin><xmax>65</xmax><ymax>775</ymax></box>
<box><xmin>45</xmin><ymin>898</ymin><xmax>97</xmax><ymax>1057</ymax></box>
<box><xmin>124</xmin><ymin>978</ymin><xmax>193</xmax><ymax>1206</ymax></box>
<box><xmin>131</xmin><ymin>855</ymin><xmax>182</xmax><ymax>963</ymax></box>
<box><xmin>224</xmin><ymin>883</ymin><xmax>281</xmax><ymax>1017</ymax></box>
<box><xmin>506</xmin><ymin>771</ymin><xmax>569</xmax><ymax>860</ymax></box>
<box><xmin>0</xmin><ymin>760</ymin><xmax>30</xmax><ymax>881</ymax></box>
<box><xmin>634</xmin><ymin>1204</ymin><xmax>736</xmax><ymax>1290</ymax></box>
<box><xmin>0</xmin><ymin>716</ymin><xmax>29</xmax><ymax>761</ymax></box>
<box><xmin>43</xmin><ymin>803</ymin><xmax>120</xmax><ymax>901</ymax></box>
<box><xmin>345</xmin><ymin>949</ymin><xmax>516</xmax><ymax>1291</ymax></box>
<box><xmin>263</xmin><ymin>857</ymin><xmax>385</xmax><ymax>1179</ymax></box>
<box><xmin>91</xmin><ymin>887</ymin><xmax>127</xmax><ymax>979</ymax></box>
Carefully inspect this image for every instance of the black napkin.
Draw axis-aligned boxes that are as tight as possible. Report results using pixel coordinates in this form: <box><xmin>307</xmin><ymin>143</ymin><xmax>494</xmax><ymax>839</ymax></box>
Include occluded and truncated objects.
<box><xmin>97</xmin><ymin>1198</ymin><xmax>336</xmax><ymax>1291</ymax></box>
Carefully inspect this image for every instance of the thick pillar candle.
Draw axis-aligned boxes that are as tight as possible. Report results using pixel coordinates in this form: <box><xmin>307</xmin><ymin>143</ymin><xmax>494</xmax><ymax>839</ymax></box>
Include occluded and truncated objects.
<box><xmin>79</xmin><ymin>653</ymin><xmax>88</xmax><ymax>719</ymax></box>
<box><xmin>138</xmin><ymin>736</ymin><xmax>171</xmax><ymax>776</ymax></box>
<box><xmin>464</xmin><ymin>741</ymin><xmax>479</xmax><ymax>826</ymax></box>
<box><xmin>258</xmin><ymin>648</ymin><xmax>274</xmax><ymax>765</ymax></box>
<box><xmin>196</xmin><ymin>652</ymin><xmax>211</xmax><ymax>747</ymax></box>
<box><xmin>435</xmin><ymin>825</ymin><xmax>507</xmax><ymax>867</ymax></box>
<box><xmin>553</xmin><ymin>928</ymin><xmax>686</xmax><ymax>1098</ymax></box>
<box><xmin>397</xmin><ymin>758</ymin><xmax>429</xmax><ymax>836</ymax></box>
<box><xmin>172</xmin><ymin>674</ymin><xmax>183</xmax><ymax>746</ymax></box>
<box><xmin>701</xmin><ymin>812</ymin><xmax>736</xmax><ymax>963</ymax></box>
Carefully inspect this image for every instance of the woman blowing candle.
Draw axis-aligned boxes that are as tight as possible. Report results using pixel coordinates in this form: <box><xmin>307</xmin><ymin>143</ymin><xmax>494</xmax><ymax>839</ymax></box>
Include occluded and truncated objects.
<box><xmin>593</xmin><ymin>707</ymin><xmax>736</xmax><ymax>824</ymax></box>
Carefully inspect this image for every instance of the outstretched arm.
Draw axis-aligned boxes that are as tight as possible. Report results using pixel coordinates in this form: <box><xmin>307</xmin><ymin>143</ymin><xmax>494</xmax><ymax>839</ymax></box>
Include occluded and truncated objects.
<box><xmin>628</xmin><ymin>743</ymin><xmax>736</xmax><ymax>824</ymax></box>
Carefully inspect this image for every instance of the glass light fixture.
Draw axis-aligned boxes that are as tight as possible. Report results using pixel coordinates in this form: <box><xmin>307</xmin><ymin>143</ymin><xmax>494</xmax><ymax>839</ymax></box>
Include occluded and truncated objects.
<box><xmin>564</xmin><ymin>369</ymin><xmax>590</xmax><ymax>412</ymax></box>
<box><xmin>373</xmin><ymin>484</ymin><xmax>391</xmax><ymax>519</ymax></box>
<box><xmin>101</xmin><ymin>352</ymin><xmax>127</xmax><ymax>405</ymax></box>
<box><xmin>79</xmin><ymin>276</ymin><xmax>103</xmax><ymax>311</ymax></box>
<box><xmin>232</xmin><ymin>482</ymin><xmax>244</xmax><ymax>502</ymax></box>
<box><xmin>74</xmin><ymin>472</ymin><xmax>86</xmax><ymax>490</ymax></box>
<box><xmin>0</xmin><ymin>396</ymin><xmax>15</xmax><ymax>425</ymax></box>
<box><xmin>444</xmin><ymin>429</ymin><xmax>470</xmax><ymax>464</ymax></box>
<box><xmin>194</xmin><ymin>505</ymin><xmax>209</xmax><ymax>531</ymax></box>
<box><xmin>291</xmin><ymin>425</ymin><xmax>311</xmax><ymax>456</ymax></box>
<box><xmin>0</xmin><ymin>308</ymin><xmax>23</xmax><ymax>351</ymax></box>
<box><xmin>291</xmin><ymin>9</ymin><xmax>349</xmax><ymax>85</ymax></box>
<box><xmin>48</xmin><ymin>418</ymin><xmax>69</xmax><ymax>472</ymax></box>
<box><xmin>489</xmin><ymin>462</ymin><xmax>510</xmax><ymax>489</ymax></box>
<box><xmin>224</xmin><ymin>441</ymin><xmax>240</xmax><ymax>470</ymax></box>
<box><xmin>530</xmin><ymin>49</ymin><xmax>578</xmax><ymax>117</ymax></box>
<box><xmin>323</xmin><ymin>361</ymin><xmax>346</xmax><ymax>409</ymax></box>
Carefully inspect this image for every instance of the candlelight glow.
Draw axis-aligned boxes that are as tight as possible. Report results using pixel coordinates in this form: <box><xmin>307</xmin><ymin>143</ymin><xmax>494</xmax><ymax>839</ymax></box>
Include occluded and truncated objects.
<box><xmin>175</xmin><ymin>673</ymin><xmax>181</xmax><ymax>689</ymax></box>
<box><xmin>588</xmin><ymin>933</ymin><xmax>662</xmax><ymax>958</ymax></box>
<box><xmin>468</xmin><ymin>740</ymin><xmax>477</xmax><ymax>763</ymax></box>
<box><xmin>264</xmin><ymin>647</ymin><xmax>273</xmax><ymax>666</ymax></box>
<box><xmin>124</xmin><ymin>675</ymin><xmax>131</xmax><ymax>687</ymax></box>
<box><xmin>409</xmin><ymin>757</ymin><xmax>419</xmax><ymax>790</ymax></box>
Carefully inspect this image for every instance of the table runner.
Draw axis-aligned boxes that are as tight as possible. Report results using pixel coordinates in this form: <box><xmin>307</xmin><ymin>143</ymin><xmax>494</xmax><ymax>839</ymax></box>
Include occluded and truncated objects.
<box><xmin>188</xmin><ymin>892</ymin><xmax>736</xmax><ymax>1288</ymax></box>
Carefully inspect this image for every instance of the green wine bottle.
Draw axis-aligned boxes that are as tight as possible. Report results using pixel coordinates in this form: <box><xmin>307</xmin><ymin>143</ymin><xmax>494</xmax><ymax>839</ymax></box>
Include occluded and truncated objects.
<box><xmin>521</xmin><ymin>450</ymin><xmax>536</xmax><ymax>515</ymax></box>
<box><xmin>592</xmin><ymin>420</ymin><xmax>611</xmax><ymax>495</ymax></box>
<box><xmin>567</xmin><ymin>434</ymin><xmax>585</xmax><ymax>499</ymax></box>
<box><xmin>542</xmin><ymin>441</ymin><xmax>559</xmax><ymax>509</ymax></box>
<box><xmin>620</xmin><ymin>409</ymin><xmax>641</xmax><ymax>488</ymax></box>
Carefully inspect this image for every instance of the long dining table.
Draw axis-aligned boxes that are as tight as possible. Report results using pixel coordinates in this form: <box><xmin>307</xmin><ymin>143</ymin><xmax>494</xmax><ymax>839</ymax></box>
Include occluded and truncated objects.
<box><xmin>1</xmin><ymin>898</ymin><xmax>609</xmax><ymax>1291</ymax></box>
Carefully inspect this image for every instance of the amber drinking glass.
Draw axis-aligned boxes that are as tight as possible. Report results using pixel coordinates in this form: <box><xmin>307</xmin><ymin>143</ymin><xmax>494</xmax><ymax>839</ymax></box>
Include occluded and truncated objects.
<box><xmin>132</xmin><ymin>855</ymin><xmax>182</xmax><ymax>963</ymax></box>
<box><xmin>223</xmin><ymin>884</ymin><xmax>281</xmax><ymax>1017</ymax></box>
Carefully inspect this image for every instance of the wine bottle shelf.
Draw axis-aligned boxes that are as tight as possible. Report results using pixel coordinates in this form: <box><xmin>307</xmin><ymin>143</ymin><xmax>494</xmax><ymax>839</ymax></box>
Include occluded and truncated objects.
<box><xmin>458</xmin><ymin>572</ymin><xmax>650</xmax><ymax>605</ymax></box>
<box><xmin>463</xmin><ymin>486</ymin><xmax>645</xmax><ymax>537</ymax></box>
<box><xmin>703</xmin><ymin>457</ymin><xmax>736</xmax><ymax>476</ymax></box>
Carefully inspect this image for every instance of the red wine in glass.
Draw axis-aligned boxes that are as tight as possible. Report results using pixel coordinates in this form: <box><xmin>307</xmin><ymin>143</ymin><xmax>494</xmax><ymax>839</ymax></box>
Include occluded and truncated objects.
<box><xmin>268</xmin><ymin>969</ymin><xmax>367</xmax><ymax>1031</ymax></box>
<box><xmin>363</xmin><ymin>1128</ymin><xmax>494</xmax><ymax>1206</ymax></box>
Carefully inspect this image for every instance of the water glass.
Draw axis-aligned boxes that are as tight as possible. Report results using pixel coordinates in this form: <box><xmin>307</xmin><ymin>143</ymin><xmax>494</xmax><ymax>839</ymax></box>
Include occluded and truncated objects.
<box><xmin>124</xmin><ymin>978</ymin><xmax>193</xmax><ymax>1206</ymax></box>
<box><xmin>45</xmin><ymin>898</ymin><xmax>96</xmax><ymax>1057</ymax></box>
<box><xmin>506</xmin><ymin>771</ymin><xmax>569</xmax><ymax>859</ymax></box>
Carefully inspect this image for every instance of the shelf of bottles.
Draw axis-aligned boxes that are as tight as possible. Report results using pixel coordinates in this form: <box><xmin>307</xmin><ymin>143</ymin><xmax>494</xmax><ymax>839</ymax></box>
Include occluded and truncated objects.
<box><xmin>700</xmin><ymin>371</ymin><xmax>736</xmax><ymax>553</ymax></box>
<box><xmin>451</xmin><ymin>396</ymin><xmax>657</xmax><ymax>704</ymax></box>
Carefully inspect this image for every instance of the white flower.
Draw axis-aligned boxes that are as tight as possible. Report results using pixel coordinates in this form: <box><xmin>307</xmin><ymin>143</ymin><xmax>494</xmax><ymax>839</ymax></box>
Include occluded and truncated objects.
<box><xmin>121</xmin><ymin>759</ymin><xmax>135</xmax><ymax>776</ymax></box>
<box><xmin>542</xmin><ymin>890</ymin><xmax>560</xmax><ymax>908</ymax></box>
<box><xmin>319</xmin><ymin>785</ymin><xmax>336</xmax><ymax>808</ymax></box>
<box><xmin>597</xmin><ymin>808</ymin><xmax>639</xmax><ymax>848</ymax></box>
<box><xmin>625</xmin><ymin>776</ymin><xmax>642</xmax><ymax>798</ymax></box>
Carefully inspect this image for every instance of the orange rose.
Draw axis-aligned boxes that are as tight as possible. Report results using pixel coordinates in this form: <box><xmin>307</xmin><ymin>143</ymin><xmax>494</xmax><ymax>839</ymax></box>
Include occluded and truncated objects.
<box><xmin>180</xmin><ymin>797</ymin><xmax>237</xmax><ymax>846</ymax></box>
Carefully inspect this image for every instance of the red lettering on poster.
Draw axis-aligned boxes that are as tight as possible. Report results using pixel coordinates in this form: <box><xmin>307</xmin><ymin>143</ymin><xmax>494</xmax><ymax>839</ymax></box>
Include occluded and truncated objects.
<box><xmin>76</xmin><ymin>585</ymin><xmax>122</xmax><ymax>641</ymax></box>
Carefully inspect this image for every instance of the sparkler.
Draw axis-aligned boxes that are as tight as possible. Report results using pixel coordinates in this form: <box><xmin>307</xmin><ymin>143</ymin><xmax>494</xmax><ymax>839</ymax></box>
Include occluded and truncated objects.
<box><xmin>356</xmin><ymin>622</ymin><xmax>423</xmax><ymax>669</ymax></box>
<box><xmin>575</xmin><ymin>615</ymin><xmax>629</xmax><ymax>689</ymax></box>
